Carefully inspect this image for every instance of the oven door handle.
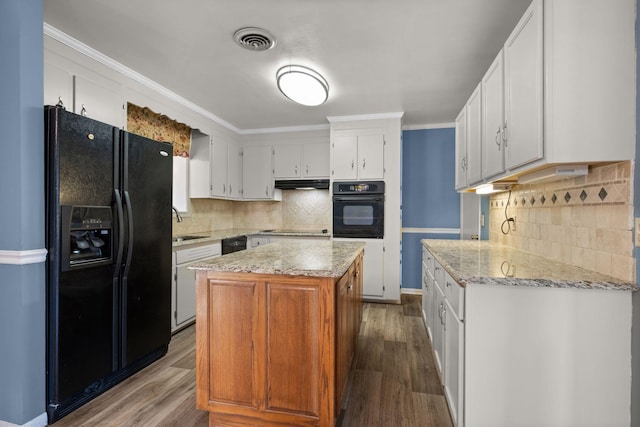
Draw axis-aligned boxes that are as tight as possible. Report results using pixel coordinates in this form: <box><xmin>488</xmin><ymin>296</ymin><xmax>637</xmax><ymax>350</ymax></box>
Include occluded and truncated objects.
<box><xmin>333</xmin><ymin>195</ymin><xmax>384</xmax><ymax>202</ymax></box>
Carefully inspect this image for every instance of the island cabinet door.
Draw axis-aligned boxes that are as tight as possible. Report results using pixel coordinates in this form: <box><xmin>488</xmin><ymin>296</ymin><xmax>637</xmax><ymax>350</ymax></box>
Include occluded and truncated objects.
<box><xmin>196</xmin><ymin>278</ymin><xmax>261</xmax><ymax>410</ymax></box>
<box><xmin>196</xmin><ymin>271</ymin><xmax>337</xmax><ymax>427</ymax></box>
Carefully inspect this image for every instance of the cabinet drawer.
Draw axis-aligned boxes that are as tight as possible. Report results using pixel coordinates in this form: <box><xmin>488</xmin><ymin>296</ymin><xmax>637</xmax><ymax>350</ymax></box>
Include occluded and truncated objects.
<box><xmin>444</xmin><ymin>272</ymin><xmax>464</xmax><ymax>320</ymax></box>
<box><xmin>422</xmin><ymin>247</ymin><xmax>435</xmax><ymax>274</ymax></box>
<box><xmin>434</xmin><ymin>260</ymin><xmax>445</xmax><ymax>288</ymax></box>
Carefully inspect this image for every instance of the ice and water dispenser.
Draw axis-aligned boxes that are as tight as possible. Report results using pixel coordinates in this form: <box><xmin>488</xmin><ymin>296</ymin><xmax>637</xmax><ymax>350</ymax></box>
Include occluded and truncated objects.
<box><xmin>61</xmin><ymin>206</ymin><xmax>113</xmax><ymax>271</ymax></box>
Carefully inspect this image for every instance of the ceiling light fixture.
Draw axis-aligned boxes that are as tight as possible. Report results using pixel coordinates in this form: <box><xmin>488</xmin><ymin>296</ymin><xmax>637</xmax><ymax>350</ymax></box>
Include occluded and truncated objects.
<box><xmin>276</xmin><ymin>65</ymin><xmax>329</xmax><ymax>106</ymax></box>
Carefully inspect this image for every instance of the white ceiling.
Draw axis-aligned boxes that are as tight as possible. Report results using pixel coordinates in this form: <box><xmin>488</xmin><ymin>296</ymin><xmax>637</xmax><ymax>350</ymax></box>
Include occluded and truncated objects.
<box><xmin>43</xmin><ymin>0</ymin><xmax>532</xmax><ymax>132</ymax></box>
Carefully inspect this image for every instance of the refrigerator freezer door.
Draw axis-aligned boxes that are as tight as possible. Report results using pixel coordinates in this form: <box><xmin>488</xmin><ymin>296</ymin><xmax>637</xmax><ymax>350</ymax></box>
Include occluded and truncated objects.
<box><xmin>45</xmin><ymin>107</ymin><xmax>119</xmax><ymax>419</ymax></box>
<box><xmin>120</xmin><ymin>131</ymin><xmax>173</xmax><ymax>366</ymax></box>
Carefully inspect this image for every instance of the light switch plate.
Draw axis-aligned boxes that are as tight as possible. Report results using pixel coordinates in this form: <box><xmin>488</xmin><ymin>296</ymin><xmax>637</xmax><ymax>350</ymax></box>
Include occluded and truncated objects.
<box><xmin>635</xmin><ymin>218</ymin><xmax>640</xmax><ymax>247</ymax></box>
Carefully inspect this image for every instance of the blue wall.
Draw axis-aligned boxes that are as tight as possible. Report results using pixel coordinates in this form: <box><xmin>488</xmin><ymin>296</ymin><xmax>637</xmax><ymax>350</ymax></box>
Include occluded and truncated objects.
<box><xmin>0</xmin><ymin>0</ymin><xmax>46</xmax><ymax>424</ymax></box>
<box><xmin>401</xmin><ymin>128</ymin><xmax>460</xmax><ymax>290</ymax></box>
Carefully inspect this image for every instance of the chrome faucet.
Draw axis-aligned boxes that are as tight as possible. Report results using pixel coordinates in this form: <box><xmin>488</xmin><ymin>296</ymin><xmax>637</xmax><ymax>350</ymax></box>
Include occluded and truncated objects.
<box><xmin>172</xmin><ymin>206</ymin><xmax>183</xmax><ymax>223</ymax></box>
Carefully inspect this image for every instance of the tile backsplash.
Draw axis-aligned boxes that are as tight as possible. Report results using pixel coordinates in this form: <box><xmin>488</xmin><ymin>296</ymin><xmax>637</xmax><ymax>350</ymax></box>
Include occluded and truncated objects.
<box><xmin>489</xmin><ymin>161</ymin><xmax>635</xmax><ymax>282</ymax></box>
<box><xmin>173</xmin><ymin>190</ymin><xmax>332</xmax><ymax>235</ymax></box>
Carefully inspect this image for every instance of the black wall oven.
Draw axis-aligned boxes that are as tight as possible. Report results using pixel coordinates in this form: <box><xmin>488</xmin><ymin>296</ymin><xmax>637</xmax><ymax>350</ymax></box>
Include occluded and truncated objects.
<box><xmin>332</xmin><ymin>181</ymin><xmax>384</xmax><ymax>238</ymax></box>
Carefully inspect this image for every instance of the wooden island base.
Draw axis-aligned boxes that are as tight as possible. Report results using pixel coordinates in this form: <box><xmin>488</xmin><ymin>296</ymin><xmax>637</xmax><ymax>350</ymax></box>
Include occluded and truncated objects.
<box><xmin>194</xmin><ymin>247</ymin><xmax>363</xmax><ymax>427</ymax></box>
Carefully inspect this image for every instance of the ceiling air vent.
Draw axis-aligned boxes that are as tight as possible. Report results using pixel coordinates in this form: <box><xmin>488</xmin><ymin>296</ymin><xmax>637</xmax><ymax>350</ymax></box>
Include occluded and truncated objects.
<box><xmin>233</xmin><ymin>27</ymin><xmax>276</xmax><ymax>51</ymax></box>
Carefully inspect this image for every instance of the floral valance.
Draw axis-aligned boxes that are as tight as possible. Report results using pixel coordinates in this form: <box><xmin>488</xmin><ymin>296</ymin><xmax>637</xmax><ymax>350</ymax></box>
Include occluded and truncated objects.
<box><xmin>127</xmin><ymin>103</ymin><xmax>191</xmax><ymax>157</ymax></box>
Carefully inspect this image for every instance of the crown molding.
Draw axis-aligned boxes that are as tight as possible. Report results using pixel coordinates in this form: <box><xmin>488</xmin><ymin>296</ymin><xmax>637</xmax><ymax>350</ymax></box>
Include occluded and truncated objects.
<box><xmin>327</xmin><ymin>112</ymin><xmax>404</xmax><ymax>123</ymax></box>
<box><xmin>402</xmin><ymin>122</ymin><xmax>455</xmax><ymax>130</ymax></box>
<box><xmin>239</xmin><ymin>123</ymin><xmax>330</xmax><ymax>135</ymax></box>
<box><xmin>0</xmin><ymin>249</ymin><xmax>47</xmax><ymax>265</ymax></box>
<box><xmin>44</xmin><ymin>23</ymin><xmax>242</xmax><ymax>134</ymax></box>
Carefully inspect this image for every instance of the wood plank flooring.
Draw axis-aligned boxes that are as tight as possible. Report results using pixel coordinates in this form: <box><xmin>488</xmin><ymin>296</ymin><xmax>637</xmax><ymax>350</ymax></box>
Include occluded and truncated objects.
<box><xmin>50</xmin><ymin>295</ymin><xmax>453</xmax><ymax>427</ymax></box>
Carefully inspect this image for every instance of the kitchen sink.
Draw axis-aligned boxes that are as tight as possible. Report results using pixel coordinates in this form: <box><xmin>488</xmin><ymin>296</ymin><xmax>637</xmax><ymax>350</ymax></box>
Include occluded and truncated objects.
<box><xmin>172</xmin><ymin>235</ymin><xmax>205</xmax><ymax>243</ymax></box>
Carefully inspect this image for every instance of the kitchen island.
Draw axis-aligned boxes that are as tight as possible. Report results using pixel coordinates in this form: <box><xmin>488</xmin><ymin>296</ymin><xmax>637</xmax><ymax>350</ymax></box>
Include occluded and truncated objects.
<box><xmin>190</xmin><ymin>240</ymin><xmax>365</xmax><ymax>427</ymax></box>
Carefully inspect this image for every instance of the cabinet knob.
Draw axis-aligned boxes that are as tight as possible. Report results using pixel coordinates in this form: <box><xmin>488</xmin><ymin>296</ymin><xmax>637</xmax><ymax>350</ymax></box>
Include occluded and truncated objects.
<box><xmin>351</xmin><ymin>160</ymin><xmax>354</xmax><ymax>170</ymax></box>
<box><xmin>265</xmin><ymin>186</ymin><xmax>269</xmax><ymax>197</ymax></box>
<box><xmin>495</xmin><ymin>126</ymin><xmax>502</xmax><ymax>151</ymax></box>
<box><xmin>362</xmin><ymin>158</ymin><xmax>366</xmax><ymax>169</ymax></box>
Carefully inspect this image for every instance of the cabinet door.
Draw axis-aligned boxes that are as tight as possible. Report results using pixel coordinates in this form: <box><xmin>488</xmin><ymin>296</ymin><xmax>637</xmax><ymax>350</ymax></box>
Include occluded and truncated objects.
<box><xmin>421</xmin><ymin>261</ymin><xmax>434</xmax><ymax>341</ymax></box>
<box><xmin>444</xmin><ymin>300</ymin><xmax>463</xmax><ymax>427</ymax></box>
<box><xmin>454</xmin><ymin>107</ymin><xmax>467</xmax><ymax>190</ymax></box>
<box><xmin>336</xmin><ymin>271</ymin><xmax>351</xmax><ymax>406</ymax></box>
<box><xmin>274</xmin><ymin>144</ymin><xmax>301</xmax><ymax>179</ymax></box>
<box><xmin>332</xmin><ymin>135</ymin><xmax>358</xmax><ymax>180</ymax></box>
<box><xmin>357</xmin><ymin>133</ymin><xmax>384</xmax><ymax>180</ymax></box>
<box><xmin>74</xmin><ymin>75</ymin><xmax>124</xmax><ymax>129</ymax></box>
<box><xmin>227</xmin><ymin>143</ymin><xmax>242</xmax><ymax>199</ymax></box>
<box><xmin>210</xmin><ymin>137</ymin><xmax>228</xmax><ymax>197</ymax></box>
<box><xmin>44</xmin><ymin>61</ymin><xmax>73</xmax><ymax>109</ymax></box>
<box><xmin>176</xmin><ymin>264</ymin><xmax>196</xmax><ymax>326</ymax></box>
<box><xmin>504</xmin><ymin>0</ymin><xmax>543</xmax><ymax>170</ymax></box>
<box><xmin>362</xmin><ymin>239</ymin><xmax>384</xmax><ymax>298</ymax></box>
<box><xmin>302</xmin><ymin>142</ymin><xmax>330</xmax><ymax>178</ymax></box>
<box><xmin>432</xmin><ymin>281</ymin><xmax>445</xmax><ymax>376</ymax></box>
<box><xmin>466</xmin><ymin>83</ymin><xmax>483</xmax><ymax>185</ymax></box>
<box><xmin>242</xmin><ymin>145</ymin><xmax>274</xmax><ymax>199</ymax></box>
<box><xmin>481</xmin><ymin>51</ymin><xmax>505</xmax><ymax>179</ymax></box>
<box><xmin>189</xmin><ymin>132</ymin><xmax>213</xmax><ymax>198</ymax></box>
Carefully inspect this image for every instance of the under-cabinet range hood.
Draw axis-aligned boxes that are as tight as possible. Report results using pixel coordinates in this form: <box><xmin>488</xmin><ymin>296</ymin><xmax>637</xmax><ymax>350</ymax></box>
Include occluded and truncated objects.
<box><xmin>274</xmin><ymin>179</ymin><xmax>330</xmax><ymax>190</ymax></box>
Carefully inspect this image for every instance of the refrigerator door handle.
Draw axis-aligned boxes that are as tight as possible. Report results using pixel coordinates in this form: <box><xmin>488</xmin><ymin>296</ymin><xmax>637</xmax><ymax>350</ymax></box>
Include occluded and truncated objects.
<box><xmin>114</xmin><ymin>189</ymin><xmax>125</xmax><ymax>276</ymax></box>
<box><xmin>123</xmin><ymin>190</ymin><xmax>134</xmax><ymax>277</ymax></box>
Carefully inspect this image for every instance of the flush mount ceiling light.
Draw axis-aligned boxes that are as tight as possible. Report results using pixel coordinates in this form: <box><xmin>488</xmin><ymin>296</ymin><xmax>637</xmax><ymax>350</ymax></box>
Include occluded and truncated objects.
<box><xmin>276</xmin><ymin>65</ymin><xmax>329</xmax><ymax>106</ymax></box>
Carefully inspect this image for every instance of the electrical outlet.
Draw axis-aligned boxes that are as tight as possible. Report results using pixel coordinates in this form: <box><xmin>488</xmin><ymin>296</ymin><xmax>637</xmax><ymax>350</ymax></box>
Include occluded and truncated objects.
<box><xmin>636</xmin><ymin>218</ymin><xmax>640</xmax><ymax>247</ymax></box>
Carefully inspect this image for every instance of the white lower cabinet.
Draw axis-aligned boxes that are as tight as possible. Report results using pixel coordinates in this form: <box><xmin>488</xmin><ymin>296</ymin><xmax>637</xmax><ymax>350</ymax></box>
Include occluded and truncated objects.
<box><xmin>432</xmin><ymin>277</ymin><xmax>446</xmax><ymax>377</ymax></box>
<box><xmin>172</xmin><ymin>242</ymin><xmax>221</xmax><ymax>332</ymax></box>
<box><xmin>423</xmin><ymin>245</ymin><xmax>632</xmax><ymax>427</ymax></box>
<box><xmin>423</xmin><ymin>249</ymin><xmax>465</xmax><ymax>427</ymax></box>
<box><xmin>443</xmin><ymin>273</ymin><xmax>464</xmax><ymax>427</ymax></box>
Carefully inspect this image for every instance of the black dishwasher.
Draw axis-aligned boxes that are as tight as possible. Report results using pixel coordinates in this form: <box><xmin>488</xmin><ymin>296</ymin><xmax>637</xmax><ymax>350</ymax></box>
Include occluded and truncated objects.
<box><xmin>221</xmin><ymin>236</ymin><xmax>247</xmax><ymax>255</ymax></box>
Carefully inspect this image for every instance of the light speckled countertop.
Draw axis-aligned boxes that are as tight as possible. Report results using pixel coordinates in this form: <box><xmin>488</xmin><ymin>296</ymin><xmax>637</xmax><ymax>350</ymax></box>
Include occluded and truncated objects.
<box><xmin>422</xmin><ymin>239</ymin><xmax>637</xmax><ymax>291</ymax></box>
<box><xmin>189</xmin><ymin>240</ymin><xmax>365</xmax><ymax>278</ymax></box>
<box><xmin>172</xmin><ymin>228</ymin><xmax>330</xmax><ymax>247</ymax></box>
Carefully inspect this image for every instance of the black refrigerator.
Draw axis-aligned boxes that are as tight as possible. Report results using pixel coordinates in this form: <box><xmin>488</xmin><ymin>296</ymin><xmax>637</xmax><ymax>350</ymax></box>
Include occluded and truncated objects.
<box><xmin>45</xmin><ymin>106</ymin><xmax>173</xmax><ymax>423</ymax></box>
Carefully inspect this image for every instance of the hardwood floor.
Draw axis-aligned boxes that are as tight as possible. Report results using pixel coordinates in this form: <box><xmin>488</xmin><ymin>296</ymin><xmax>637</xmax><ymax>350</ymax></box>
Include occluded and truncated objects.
<box><xmin>50</xmin><ymin>295</ymin><xmax>453</xmax><ymax>427</ymax></box>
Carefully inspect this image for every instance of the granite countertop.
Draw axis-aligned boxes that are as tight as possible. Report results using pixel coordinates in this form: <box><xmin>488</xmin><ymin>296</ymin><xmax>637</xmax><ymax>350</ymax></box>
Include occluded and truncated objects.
<box><xmin>172</xmin><ymin>228</ymin><xmax>330</xmax><ymax>247</ymax></box>
<box><xmin>422</xmin><ymin>239</ymin><xmax>637</xmax><ymax>291</ymax></box>
<box><xmin>189</xmin><ymin>240</ymin><xmax>365</xmax><ymax>278</ymax></box>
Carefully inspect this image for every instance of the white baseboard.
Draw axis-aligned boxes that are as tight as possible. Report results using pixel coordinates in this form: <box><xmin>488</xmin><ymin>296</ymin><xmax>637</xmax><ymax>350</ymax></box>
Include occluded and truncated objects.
<box><xmin>401</xmin><ymin>288</ymin><xmax>422</xmax><ymax>295</ymax></box>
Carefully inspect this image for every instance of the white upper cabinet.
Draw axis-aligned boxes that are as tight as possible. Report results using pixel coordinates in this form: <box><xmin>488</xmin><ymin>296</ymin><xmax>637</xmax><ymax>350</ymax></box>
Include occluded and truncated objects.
<box><xmin>504</xmin><ymin>0</ymin><xmax>543</xmax><ymax>170</ymax></box>
<box><xmin>466</xmin><ymin>84</ymin><xmax>482</xmax><ymax>185</ymax></box>
<box><xmin>455</xmin><ymin>83</ymin><xmax>482</xmax><ymax>190</ymax></box>
<box><xmin>189</xmin><ymin>132</ymin><xmax>242</xmax><ymax>200</ymax></box>
<box><xmin>44</xmin><ymin>60</ymin><xmax>73</xmax><ymax>110</ymax></box>
<box><xmin>458</xmin><ymin>0</ymin><xmax>634</xmax><ymax>190</ymax></box>
<box><xmin>73</xmin><ymin>75</ymin><xmax>125</xmax><ymax>129</ymax></box>
<box><xmin>189</xmin><ymin>131</ymin><xmax>213</xmax><ymax>198</ymax></box>
<box><xmin>242</xmin><ymin>145</ymin><xmax>280</xmax><ymax>200</ymax></box>
<box><xmin>274</xmin><ymin>142</ymin><xmax>330</xmax><ymax>180</ymax></box>
<box><xmin>274</xmin><ymin>144</ymin><xmax>302</xmax><ymax>179</ymax></box>
<box><xmin>302</xmin><ymin>142</ymin><xmax>330</xmax><ymax>178</ymax></box>
<box><xmin>332</xmin><ymin>131</ymin><xmax>384</xmax><ymax>180</ymax></box>
<box><xmin>210</xmin><ymin>137</ymin><xmax>229</xmax><ymax>198</ymax></box>
<box><xmin>227</xmin><ymin>143</ymin><xmax>242</xmax><ymax>199</ymax></box>
<box><xmin>455</xmin><ymin>107</ymin><xmax>467</xmax><ymax>190</ymax></box>
<box><xmin>481</xmin><ymin>51</ymin><xmax>505</xmax><ymax>180</ymax></box>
